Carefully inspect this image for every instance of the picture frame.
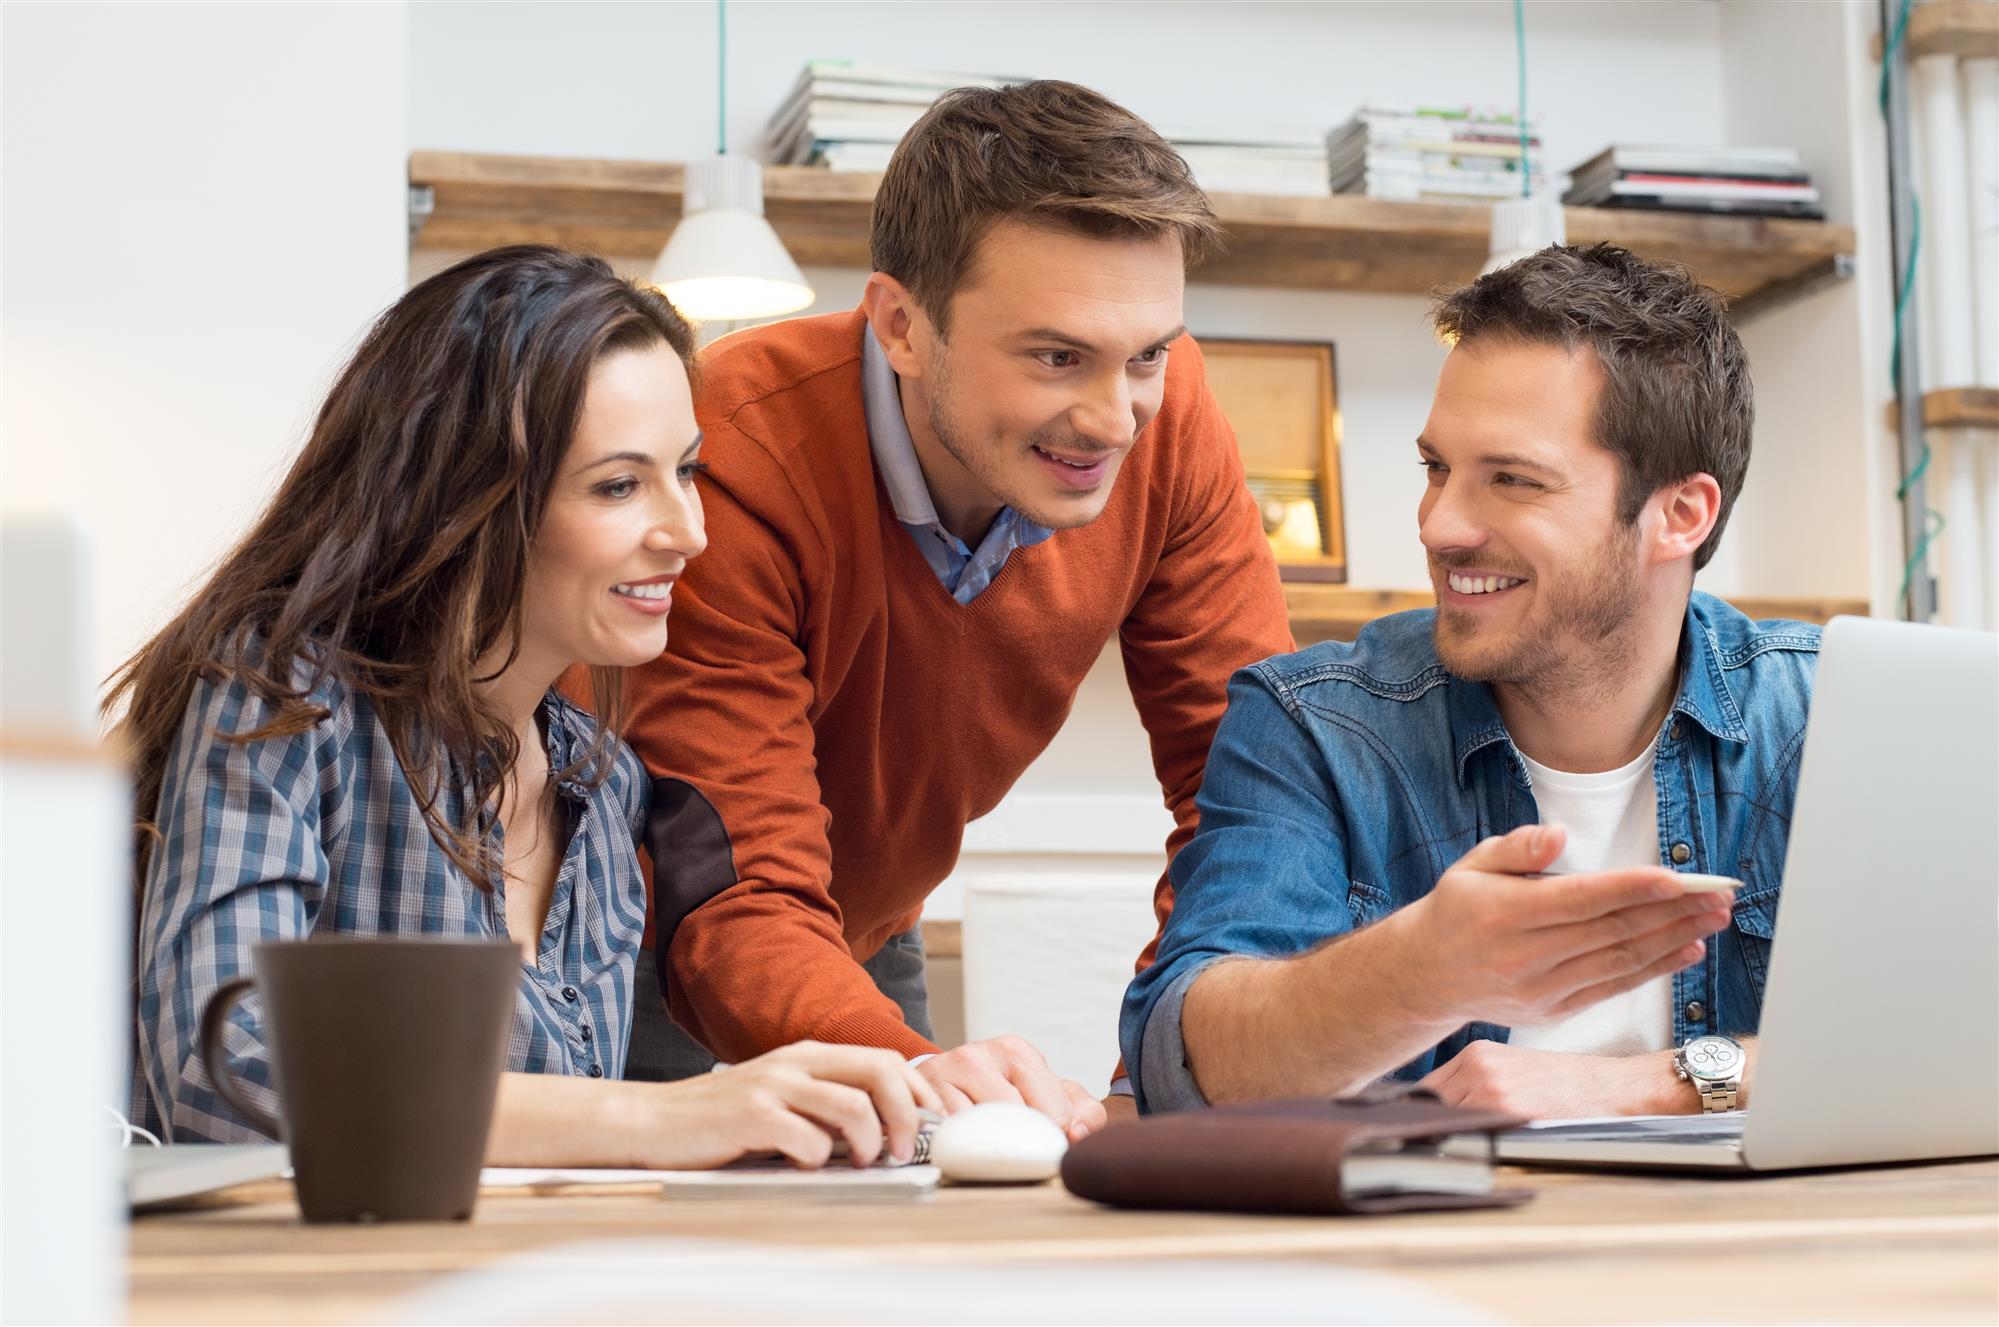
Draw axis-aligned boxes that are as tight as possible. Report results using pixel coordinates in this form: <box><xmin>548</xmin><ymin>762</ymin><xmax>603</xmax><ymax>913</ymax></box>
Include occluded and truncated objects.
<box><xmin>1198</xmin><ymin>337</ymin><xmax>1347</xmax><ymax>583</ymax></box>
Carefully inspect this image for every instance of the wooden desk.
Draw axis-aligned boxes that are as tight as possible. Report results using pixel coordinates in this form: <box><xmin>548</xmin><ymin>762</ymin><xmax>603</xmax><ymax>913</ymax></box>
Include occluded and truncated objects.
<box><xmin>131</xmin><ymin>1160</ymin><xmax>1998</xmax><ymax>1324</ymax></box>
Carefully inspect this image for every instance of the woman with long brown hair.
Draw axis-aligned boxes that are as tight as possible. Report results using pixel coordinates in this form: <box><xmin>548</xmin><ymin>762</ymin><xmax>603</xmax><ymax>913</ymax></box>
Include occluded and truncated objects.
<box><xmin>114</xmin><ymin>245</ymin><xmax>937</xmax><ymax>1168</ymax></box>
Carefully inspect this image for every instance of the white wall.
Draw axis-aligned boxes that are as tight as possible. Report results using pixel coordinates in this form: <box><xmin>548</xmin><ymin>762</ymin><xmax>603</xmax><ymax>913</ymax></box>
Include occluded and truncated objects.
<box><xmin>411</xmin><ymin>1</ymin><xmax>1726</xmax><ymax>175</ymax></box>
<box><xmin>1715</xmin><ymin>0</ymin><xmax>1879</xmax><ymax>605</ymax></box>
<box><xmin>1</xmin><ymin>1</ymin><xmax>412</xmax><ymax>691</ymax></box>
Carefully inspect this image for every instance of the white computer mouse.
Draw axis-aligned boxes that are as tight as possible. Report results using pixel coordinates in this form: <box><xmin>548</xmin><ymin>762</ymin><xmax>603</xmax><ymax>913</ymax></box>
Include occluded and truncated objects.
<box><xmin>929</xmin><ymin>1102</ymin><xmax>1069</xmax><ymax>1183</ymax></box>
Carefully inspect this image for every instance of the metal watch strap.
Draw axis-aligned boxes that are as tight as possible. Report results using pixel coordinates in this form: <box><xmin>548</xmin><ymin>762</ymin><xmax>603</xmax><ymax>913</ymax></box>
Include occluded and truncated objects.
<box><xmin>1697</xmin><ymin>1080</ymin><xmax>1740</xmax><ymax>1113</ymax></box>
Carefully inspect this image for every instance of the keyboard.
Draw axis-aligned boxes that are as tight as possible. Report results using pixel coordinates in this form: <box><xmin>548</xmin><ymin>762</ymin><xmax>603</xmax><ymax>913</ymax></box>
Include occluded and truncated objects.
<box><xmin>1515</xmin><ymin>1113</ymin><xmax>1747</xmax><ymax>1148</ymax></box>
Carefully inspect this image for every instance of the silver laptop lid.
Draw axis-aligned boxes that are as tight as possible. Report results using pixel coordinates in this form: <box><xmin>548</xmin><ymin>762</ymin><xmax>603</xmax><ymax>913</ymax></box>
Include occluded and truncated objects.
<box><xmin>1743</xmin><ymin>616</ymin><xmax>1998</xmax><ymax>1169</ymax></box>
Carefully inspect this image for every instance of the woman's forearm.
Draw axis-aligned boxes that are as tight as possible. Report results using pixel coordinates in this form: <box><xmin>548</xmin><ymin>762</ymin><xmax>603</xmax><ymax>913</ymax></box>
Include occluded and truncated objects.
<box><xmin>484</xmin><ymin>1042</ymin><xmax>939</xmax><ymax>1172</ymax></box>
<box><xmin>484</xmin><ymin>1072</ymin><xmax>647</xmax><ymax>1167</ymax></box>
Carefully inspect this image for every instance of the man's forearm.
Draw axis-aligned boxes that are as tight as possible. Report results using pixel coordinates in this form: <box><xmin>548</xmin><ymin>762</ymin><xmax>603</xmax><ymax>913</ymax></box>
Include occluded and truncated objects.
<box><xmin>669</xmin><ymin>910</ymin><xmax>937</xmax><ymax>1063</ymax></box>
<box><xmin>1180</xmin><ymin>907</ymin><xmax>1464</xmax><ymax>1104</ymax></box>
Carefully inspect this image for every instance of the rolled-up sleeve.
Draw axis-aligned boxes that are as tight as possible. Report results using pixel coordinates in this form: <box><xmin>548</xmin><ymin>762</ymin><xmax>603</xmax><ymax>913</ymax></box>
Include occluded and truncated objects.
<box><xmin>1119</xmin><ymin>666</ymin><xmax>1358</xmax><ymax>1113</ymax></box>
<box><xmin>135</xmin><ymin>666</ymin><xmax>340</xmax><ymax>1142</ymax></box>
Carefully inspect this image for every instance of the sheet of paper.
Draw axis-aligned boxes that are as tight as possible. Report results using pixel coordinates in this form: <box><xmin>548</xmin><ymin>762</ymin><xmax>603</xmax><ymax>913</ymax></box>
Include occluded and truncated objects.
<box><xmin>479</xmin><ymin>1163</ymin><xmax>942</xmax><ymax>1200</ymax></box>
<box><xmin>480</xmin><ymin>1167</ymin><xmax>680</xmax><ymax>1189</ymax></box>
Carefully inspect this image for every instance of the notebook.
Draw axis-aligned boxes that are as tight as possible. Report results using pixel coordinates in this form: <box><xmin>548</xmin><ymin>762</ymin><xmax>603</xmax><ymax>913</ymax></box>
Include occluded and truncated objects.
<box><xmin>1061</xmin><ymin>1090</ymin><xmax>1528</xmax><ymax>1215</ymax></box>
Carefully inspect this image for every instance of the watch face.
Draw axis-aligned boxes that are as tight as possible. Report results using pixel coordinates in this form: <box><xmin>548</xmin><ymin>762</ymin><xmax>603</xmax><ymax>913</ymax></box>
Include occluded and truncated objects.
<box><xmin>1684</xmin><ymin>1036</ymin><xmax>1743</xmax><ymax>1078</ymax></box>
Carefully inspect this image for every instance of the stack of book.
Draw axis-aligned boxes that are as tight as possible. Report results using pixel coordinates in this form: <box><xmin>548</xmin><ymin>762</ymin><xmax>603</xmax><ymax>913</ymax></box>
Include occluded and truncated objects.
<box><xmin>766</xmin><ymin>60</ymin><xmax>1017</xmax><ymax>173</ymax></box>
<box><xmin>1564</xmin><ymin>146</ymin><xmax>1823</xmax><ymax>219</ymax></box>
<box><xmin>1161</xmin><ymin>132</ymin><xmax>1330</xmax><ymax>197</ymax></box>
<box><xmin>768</xmin><ymin>61</ymin><xmax>1330</xmax><ymax>197</ymax></box>
<box><xmin>1327</xmin><ymin>105</ymin><xmax>1548</xmax><ymax>203</ymax></box>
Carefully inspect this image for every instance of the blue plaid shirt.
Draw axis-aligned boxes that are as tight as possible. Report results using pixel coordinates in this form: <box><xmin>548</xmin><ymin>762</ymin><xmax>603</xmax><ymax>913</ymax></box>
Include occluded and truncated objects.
<box><xmin>131</xmin><ymin>646</ymin><xmax>650</xmax><ymax>1142</ymax></box>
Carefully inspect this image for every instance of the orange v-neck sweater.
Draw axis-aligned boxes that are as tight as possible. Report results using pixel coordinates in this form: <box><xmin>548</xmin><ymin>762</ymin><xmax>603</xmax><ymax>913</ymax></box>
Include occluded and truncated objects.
<box><xmin>623</xmin><ymin>309</ymin><xmax>1291</xmax><ymax>1062</ymax></box>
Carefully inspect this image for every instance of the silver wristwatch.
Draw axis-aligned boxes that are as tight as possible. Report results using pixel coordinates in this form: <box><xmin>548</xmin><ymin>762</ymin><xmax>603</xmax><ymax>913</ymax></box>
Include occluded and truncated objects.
<box><xmin>1674</xmin><ymin>1034</ymin><xmax>1745</xmax><ymax>1113</ymax></box>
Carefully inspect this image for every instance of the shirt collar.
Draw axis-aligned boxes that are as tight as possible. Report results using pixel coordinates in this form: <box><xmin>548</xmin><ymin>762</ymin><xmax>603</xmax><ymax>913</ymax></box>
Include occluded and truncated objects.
<box><xmin>861</xmin><ymin>326</ymin><xmax>949</xmax><ymax>530</ymax></box>
<box><xmin>1448</xmin><ymin>595</ymin><xmax>1750</xmax><ymax>788</ymax></box>
<box><xmin>539</xmin><ymin>691</ymin><xmax>603</xmax><ymax>802</ymax></box>
<box><xmin>1671</xmin><ymin>596</ymin><xmax>1752</xmax><ymax>744</ymax></box>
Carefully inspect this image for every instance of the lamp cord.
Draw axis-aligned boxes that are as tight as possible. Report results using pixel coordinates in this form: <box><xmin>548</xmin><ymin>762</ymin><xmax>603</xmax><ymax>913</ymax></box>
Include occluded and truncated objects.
<box><xmin>1514</xmin><ymin>0</ymin><xmax>1530</xmax><ymax>197</ymax></box>
<box><xmin>717</xmin><ymin>0</ymin><xmax>728</xmax><ymax>156</ymax></box>
<box><xmin>1878</xmin><ymin>0</ymin><xmax>1943</xmax><ymax>607</ymax></box>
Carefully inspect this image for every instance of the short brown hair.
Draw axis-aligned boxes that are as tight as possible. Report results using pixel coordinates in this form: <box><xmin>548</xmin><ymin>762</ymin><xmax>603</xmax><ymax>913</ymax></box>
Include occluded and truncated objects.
<box><xmin>870</xmin><ymin>80</ymin><xmax>1222</xmax><ymax>331</ymax></box>
<box><xmin>1431</xmin><ymin>244</ymin><xmax>1752</xmax><ymax>570</ymax></box>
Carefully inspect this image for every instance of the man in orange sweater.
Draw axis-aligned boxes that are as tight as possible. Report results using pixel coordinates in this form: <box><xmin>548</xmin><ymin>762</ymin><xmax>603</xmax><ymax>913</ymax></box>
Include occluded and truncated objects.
<box><xmin>621</xmin><ymin>80</ymin><xmax>1291</xmax><ymax>1136</ymax></box>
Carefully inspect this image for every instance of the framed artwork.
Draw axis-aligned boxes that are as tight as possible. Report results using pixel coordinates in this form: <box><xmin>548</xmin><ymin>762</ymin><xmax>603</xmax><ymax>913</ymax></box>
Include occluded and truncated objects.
<box><xmin>1199</xmin><ymin>338</ymin><xmax>1347</xmax><ymax>583</ymax></box>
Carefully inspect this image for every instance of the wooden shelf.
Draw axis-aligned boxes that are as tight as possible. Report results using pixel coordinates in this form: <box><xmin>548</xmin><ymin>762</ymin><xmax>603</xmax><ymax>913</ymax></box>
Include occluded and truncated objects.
<box><xmin>1285</xmin><ymin>586</ymin><xmax>1868</xmax><ymax>645</ymax></box>
<box><xmin>1886</xmin><ymin>386</ymin><xmax>1999</xmax><ymax>432</ymax></box>
<box><xmin>409</xmin><ymin>151</ymin><xmax>1855</xmax><ymax>314</ymax></box>
<box><xmin>1891</xmin><ymin>1</ymin><xmax>1999</xmax><ymax>59</ymax></box>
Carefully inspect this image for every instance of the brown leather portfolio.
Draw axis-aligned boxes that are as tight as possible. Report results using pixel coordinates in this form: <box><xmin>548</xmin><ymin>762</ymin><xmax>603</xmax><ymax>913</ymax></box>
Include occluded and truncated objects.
<box><xmin>1061</xmin><ymin>1092</ymin><xmax>1534</xmax><ymax>1215</ymax></box>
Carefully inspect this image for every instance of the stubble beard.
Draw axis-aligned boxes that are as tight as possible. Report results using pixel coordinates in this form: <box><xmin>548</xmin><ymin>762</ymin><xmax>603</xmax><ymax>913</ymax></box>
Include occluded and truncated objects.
<box><xmin>923</xmin><ymin>342</ymin><xmax>1113</xmax><ymax>533</ymax></box>
<box><xmin>1434</xmin><ymin>519</ymin><xmax>1645</xmax><ymax>703</ymax></box>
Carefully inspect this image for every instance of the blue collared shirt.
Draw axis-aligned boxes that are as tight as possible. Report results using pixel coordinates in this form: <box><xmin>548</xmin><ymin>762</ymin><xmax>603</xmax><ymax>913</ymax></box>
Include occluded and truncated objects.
<box><xmin>861</xmin><ymin>328</ymin><xmax>1053</xmax><ymax>603</ymax></box>
<box><xmin>131</xmin><ymin>641</ymin><xmax>650</xmax><ymax>1142</ymax></box>
<box><xmin>1121</xmin><ymin>592</ymin><xmax>1822</xmax><ymax>1113</ymax></box>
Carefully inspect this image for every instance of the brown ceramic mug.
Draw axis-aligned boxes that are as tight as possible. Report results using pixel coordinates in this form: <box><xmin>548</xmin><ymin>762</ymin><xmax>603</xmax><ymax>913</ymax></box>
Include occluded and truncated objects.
<box><xmin>198</xmin><ymin>936</ymin><xmax>519</xmax><ymax>1223</ymax></box>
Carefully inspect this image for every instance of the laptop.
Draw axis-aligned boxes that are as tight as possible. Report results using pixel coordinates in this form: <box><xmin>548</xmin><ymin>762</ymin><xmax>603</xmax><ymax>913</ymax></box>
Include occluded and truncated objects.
<box><xmin>126</xmin><ymin>1143</ymin><xmax>289</xmax><ymax>1209</ymax></box>
<box><xmin>1496</xmin><ymin>615</ymin><xmax>1998</xmax><ymax>1172</ymax></box>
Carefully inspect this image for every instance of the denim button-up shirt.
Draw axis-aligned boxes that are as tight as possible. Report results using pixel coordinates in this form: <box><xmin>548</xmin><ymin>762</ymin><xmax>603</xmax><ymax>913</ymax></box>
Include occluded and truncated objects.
<box><xmin>1122</xmin><ymin>592</ymin><xmax>1822</xmax><ymax>1113</ymax></box>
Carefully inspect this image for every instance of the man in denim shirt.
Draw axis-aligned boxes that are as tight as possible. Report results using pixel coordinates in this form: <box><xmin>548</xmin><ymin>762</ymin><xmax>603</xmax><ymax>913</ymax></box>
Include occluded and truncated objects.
<box><xmin>1123</xmin><ymin>245</ymin><xmax>1819</xmax><ymax>1119</ymax></box>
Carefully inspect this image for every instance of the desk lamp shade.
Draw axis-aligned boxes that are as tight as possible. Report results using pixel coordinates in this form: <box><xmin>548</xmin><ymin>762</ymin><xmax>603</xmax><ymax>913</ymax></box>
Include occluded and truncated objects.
<box><xmin>650</xmin><ymin>155</ymin><xmax>814</xmax><ymax>322</ymax></box>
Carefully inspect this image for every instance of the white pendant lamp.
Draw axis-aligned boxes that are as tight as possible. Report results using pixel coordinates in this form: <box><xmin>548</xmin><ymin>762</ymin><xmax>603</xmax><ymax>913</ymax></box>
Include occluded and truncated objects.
<box><xmin>652</xmin><ymin>155</ymin><xmax>814</xmax><ymax>321</ymax></box>
<box><xmin>1483</xmin><ymin>193</ymin><xmax>1567</xmax><ymax>275</ymax></box>
<box><xmin>649</xmin><ymin>0</ymin><xmax>814</xmax><ymax>322</ymax></box>
<box><xmin>1482</xmin><ymin>0</ymin><xmax>1565</xmax><ymax>274</ymax></box>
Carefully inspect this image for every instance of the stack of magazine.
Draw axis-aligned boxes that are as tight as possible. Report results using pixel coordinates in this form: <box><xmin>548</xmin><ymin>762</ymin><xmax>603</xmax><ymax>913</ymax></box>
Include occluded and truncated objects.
<box><xmin>1327</xmin><ymin>104</ymin><xmax>1548</xmax><ymax>203</ymax></box>
<box><xmin>1564</xmin><ymin>146</ymin><xmax>1823</xmax><ymax>219</ymax></box>
<box><xmin>768</xmin><ymin>60</ymin><xmax>1329</xmax><ymax>197</ymax></box>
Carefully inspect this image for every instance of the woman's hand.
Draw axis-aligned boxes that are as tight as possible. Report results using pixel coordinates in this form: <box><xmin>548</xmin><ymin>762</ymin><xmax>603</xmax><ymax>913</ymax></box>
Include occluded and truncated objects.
<box><xmin>615</xmin><ymin>1041</ymin><xmax>943</xmax><ymax>1170</ymax></box>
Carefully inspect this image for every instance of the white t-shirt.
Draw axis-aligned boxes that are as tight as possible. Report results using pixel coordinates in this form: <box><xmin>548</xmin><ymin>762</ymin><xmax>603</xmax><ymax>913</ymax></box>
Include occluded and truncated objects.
<box><xmin>1505</xmin><ymin>746</ymin><xmax>1674</xmax><ymax>1057</ymax></box>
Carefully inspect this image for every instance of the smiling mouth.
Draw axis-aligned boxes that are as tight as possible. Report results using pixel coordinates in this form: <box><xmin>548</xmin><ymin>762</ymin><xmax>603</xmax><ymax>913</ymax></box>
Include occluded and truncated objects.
<box><xmin>1031</xmin><ymin>444</ymin><xmax>1110</xmax><ymax>471</ymax></box>
<box><xmin>612</xmin><ymin>581</ymin><xmax>673</xmax><ymax>601</ymax></box>
<box><xmin>1445</xmin><ymin>572</ymin><xmax>1528</xmax><ymax>596</ymax></box>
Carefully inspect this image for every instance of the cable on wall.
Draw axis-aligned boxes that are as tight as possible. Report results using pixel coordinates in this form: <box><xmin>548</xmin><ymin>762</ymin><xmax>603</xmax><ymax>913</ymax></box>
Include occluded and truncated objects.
<box><xmin>1880</xmin><ymin>0</ymin><xmax>1945</xmax><ymax>615</ymax></box>
<box><xmin>1514</xmin><ymin>0</ymin><xmax>1531</xmax><ymax>198</ymax></box>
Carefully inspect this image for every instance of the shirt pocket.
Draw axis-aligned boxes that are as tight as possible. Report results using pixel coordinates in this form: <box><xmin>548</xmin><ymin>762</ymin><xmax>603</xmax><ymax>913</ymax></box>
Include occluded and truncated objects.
<box><xmin>1346</xmin><ymin>878</ymin><xmax>1396</xmax><ymax>929</ymax></box>
<box><xmin>1730</xmin><ymin>887</ymin><xmax>1781</xmax><ymax>1008</ymax></box>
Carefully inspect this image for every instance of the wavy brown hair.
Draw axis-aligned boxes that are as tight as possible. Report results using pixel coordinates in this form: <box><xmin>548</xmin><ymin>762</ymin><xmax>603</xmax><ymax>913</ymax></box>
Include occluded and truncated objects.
<box><xmin>105</xmin><ymin>245</ymin><xmax>695</xmax><ymax>893</ymax></box>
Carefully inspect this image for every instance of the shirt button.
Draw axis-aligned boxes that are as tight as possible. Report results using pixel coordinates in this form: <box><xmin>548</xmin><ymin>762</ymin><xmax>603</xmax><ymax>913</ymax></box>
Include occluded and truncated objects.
<box><xmin>580</xmin><ymin>1025</ymin><xmax>593</xmax><ymax>1041</ymax></box>
<box><xmin>1669</xmin><ymin>722</ymin><xmax>1684</xmax><ymax>741</ymax></box>
<box><xmin>1685</xmin><ymin>1001</ymin><xmax>1706</xmax><ymax>1023</ymax></box>
<box><xmin>1671</xmin><ymin>843</ymin><xmax>1692</xmax><ymax>865</ymax></box>
<box><xmin>560</xmin><ymin>986</ymin><xmax>579</xmax><ymax>1002</ymax></box>
<box><xmin>587</xmin><ymin>1064</ymin><xmax>604</xmax><ymax>1078</ymax></box>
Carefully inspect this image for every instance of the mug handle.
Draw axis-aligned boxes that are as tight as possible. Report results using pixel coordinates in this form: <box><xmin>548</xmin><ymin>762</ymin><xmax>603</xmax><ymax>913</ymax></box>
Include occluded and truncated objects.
<box><xmin>197</xmin><ymin>977</ymin><xmax>285</xmax><ymax>1139</ymax></box>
